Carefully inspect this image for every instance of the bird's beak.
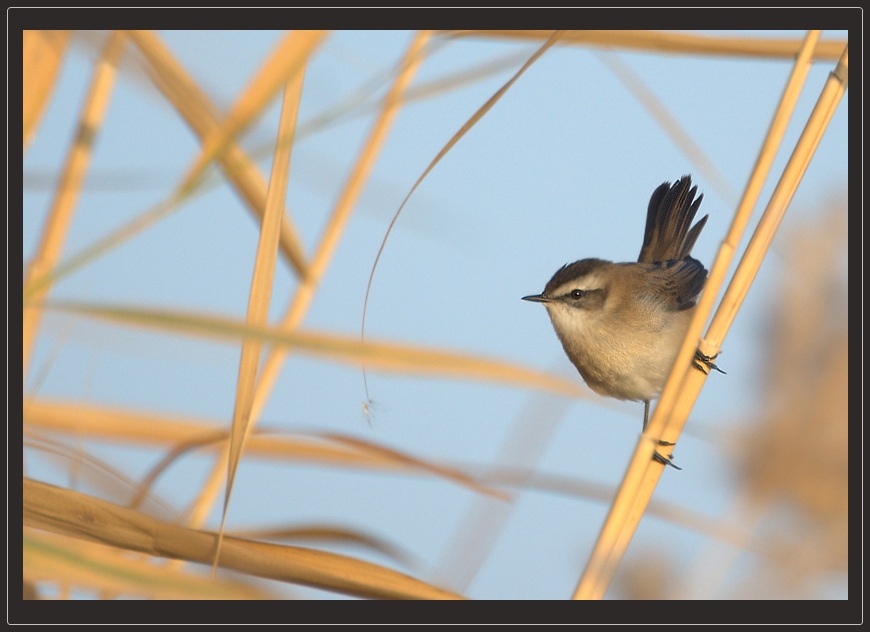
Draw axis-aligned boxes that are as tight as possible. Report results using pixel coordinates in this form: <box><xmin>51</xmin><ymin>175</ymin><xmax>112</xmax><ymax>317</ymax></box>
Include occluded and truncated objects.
<box><xmin>522</xmin><ymin>293</ymin><xmax>550</xmax><ymax>303</ymax></box>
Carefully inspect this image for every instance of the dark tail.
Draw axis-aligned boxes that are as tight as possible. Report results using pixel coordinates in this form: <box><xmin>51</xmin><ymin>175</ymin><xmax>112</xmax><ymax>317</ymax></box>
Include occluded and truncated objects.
<box><xmin>638</xmin><ymin>175</ymin><xmax>708</xmax><ymax>264</ymax></box>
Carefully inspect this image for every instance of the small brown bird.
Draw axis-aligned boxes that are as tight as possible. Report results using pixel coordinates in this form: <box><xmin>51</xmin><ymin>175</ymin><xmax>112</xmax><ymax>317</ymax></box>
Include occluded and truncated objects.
<box><xmin>523</xmin><ymin>176</ymin><xmax>721</xmax><ymax>467</ymax></box>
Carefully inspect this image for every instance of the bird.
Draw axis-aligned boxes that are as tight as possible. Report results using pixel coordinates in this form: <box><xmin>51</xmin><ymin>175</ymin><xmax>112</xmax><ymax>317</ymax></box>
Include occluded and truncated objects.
<box><xmin>522</xmin><ymin>175</ymin><xmax>721</xmax><ymax>468</ymax></box>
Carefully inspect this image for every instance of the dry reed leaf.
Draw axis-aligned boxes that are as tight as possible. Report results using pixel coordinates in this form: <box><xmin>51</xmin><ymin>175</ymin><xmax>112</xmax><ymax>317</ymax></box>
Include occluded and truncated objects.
<box><xmin>318</xmin><ymin>432</ymin><xmax>510</xmax><ymax>500</ymax></box>
<box><xmin>445</xmin><ymin>30</ymin><xmax>847</xmax><ymax>60</ymax></box>
<box><xmin>24</xmin><ymin>479</ymin><xmax>464</xmax><ymax>599</ymax></box>
<box><xmin>176</xmin><ymin>30</ymin><xmax>327</xmax><ymax>198</ymax></box>
<box><xmin>44</xmin><ymin>300</ymin><xmax>585</xmax><ymax>397</ymax></box>
<box><xmin>24</xmin><ymin>431</ymin><xmax>177</xmax><ymax>519</ymax></box>
<box><xmin>23</xmin><ymin>30</ymin><xmax>73</xmax><ymax>150</ymax></box>
<box><xmin>231</xmin><ymin>525</ymin><xmax>414</xmax><ymax>568</ymax></box>
<box><xmin>23</xmin><ymin>398</ymin><xmax>504</xmax><ymax>496</ymax></box>
<box><xmin>24</xmin><ymin>528</ymin><xmax>271</xmax><ymax>599</ymax></box>
<box><xmin>23</xmin><ymin>31</ymin><xmax>127</xmax><ymax>376</ymax></box>
<box><xmin>127</xmin><ymin>30</ymin><xmax>309</xmax><ymax>278</ymax></box>
<box><xmin>216</xmin><ymin>68</ymin><xmax>308</xmax><ymax>572</ymax></box>
<box><xmin>361</xmin><ymin>32</ymin><xmax>565</xmax><ymax>401</ymax></box>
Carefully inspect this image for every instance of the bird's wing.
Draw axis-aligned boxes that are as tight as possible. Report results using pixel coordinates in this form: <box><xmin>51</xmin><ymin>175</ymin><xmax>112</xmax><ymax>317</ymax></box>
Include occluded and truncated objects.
<box><xmin>640</xmin><ymin>257</ymin><xmax>707</xmax><ymax>311</ymax></box>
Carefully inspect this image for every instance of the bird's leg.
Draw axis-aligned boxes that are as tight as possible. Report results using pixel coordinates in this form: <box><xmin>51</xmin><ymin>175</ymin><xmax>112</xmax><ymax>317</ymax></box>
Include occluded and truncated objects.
<box><xmin>643</xmin><ymin>400</ymin><xmax>674</xmax><ymax>445</ymax></box>
<box><xmin>644</xmin><ymin>400</ymin><xmax>681</xmax><ymax>470</ymax></box>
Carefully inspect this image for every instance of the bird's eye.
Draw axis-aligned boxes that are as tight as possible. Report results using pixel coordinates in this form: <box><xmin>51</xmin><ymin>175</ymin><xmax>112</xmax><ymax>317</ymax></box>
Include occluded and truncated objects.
<box><xmin>570</xmin><ymin>289</ymin><xmax>586</xmax><ymax>299</ymax></box>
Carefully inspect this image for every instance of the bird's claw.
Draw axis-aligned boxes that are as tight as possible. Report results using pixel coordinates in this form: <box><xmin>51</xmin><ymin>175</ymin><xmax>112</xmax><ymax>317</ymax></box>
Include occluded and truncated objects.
<box><xmin>653</xmin><ymin>450</ymin><xmax>682</xmax><ymax>470</ymax></box>
<box><xmin>693</xmin><ymin>350</ymin><xmax>725</xmax><ymax>375</ymax></box>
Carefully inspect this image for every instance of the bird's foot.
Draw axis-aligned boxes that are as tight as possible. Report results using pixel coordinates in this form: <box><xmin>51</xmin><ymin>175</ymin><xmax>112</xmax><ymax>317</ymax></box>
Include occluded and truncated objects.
<box><xmin>693</xmin><ymin>350</ymin><xmax>725</xmax><ymax>375</ymax></box>
<box><xmin>653</xmin><ymin>450</ymin><xmax>682</xmax><ymax>470</ymax></box>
